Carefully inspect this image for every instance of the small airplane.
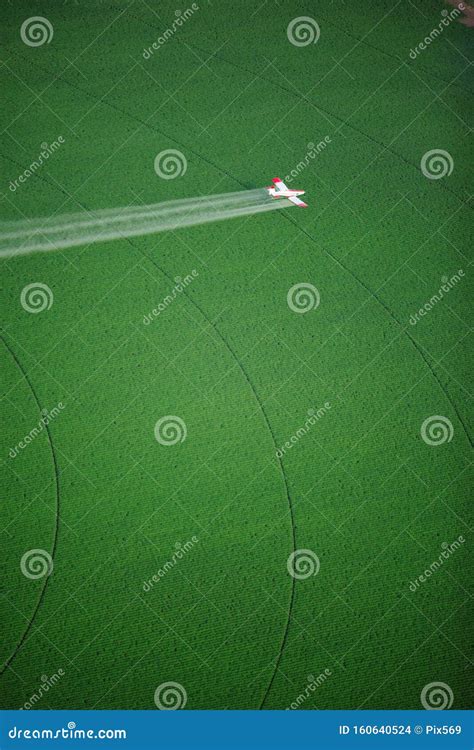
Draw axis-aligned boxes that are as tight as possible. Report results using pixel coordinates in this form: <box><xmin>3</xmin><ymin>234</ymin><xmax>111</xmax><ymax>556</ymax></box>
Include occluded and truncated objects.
<box><xmin>267</xmin><ymin>177</ymin><xmax>307</xmax><ymax>207</ymax></box>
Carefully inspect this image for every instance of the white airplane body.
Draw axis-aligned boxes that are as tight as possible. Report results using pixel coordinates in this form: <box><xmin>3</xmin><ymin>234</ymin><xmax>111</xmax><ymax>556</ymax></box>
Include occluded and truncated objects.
<box><xmin>267</xmin><ymin>177</ymin><xmax>307</xmax><ymax>207</ymax></box>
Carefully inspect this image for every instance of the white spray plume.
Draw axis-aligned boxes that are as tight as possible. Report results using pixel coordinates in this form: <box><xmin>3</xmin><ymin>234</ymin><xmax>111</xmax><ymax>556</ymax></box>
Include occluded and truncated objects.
<box><xmin>0</xmin><ymin>189</ymin><xmax>290</xmax><ymax>258</ymax></box>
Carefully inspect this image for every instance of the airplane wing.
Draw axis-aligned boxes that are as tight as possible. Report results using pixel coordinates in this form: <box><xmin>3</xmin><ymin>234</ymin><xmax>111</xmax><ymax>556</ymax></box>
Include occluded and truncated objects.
<box><xmin>288</xmin><ymin>195</ymin><xmax>308</xmax><ymax>208</ymax></box>
<box><xmin>272</xmin><ymin>177</ymin><xmax>288</xmax><ymax>192</ymax></box>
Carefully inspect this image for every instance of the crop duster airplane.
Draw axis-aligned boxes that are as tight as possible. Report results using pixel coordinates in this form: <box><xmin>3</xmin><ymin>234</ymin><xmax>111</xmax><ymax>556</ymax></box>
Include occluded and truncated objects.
<box><xmin>267</xmin><ymin>177</ymin><xmax>307</xmax><ymax>207</ymax></box>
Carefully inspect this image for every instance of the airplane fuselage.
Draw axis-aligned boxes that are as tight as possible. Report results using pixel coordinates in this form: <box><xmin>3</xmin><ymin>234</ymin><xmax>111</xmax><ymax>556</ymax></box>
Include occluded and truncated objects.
<box><xmin>267</xmin><ymin>188</ymin><xmax>305</xmax><ymax>198</ymax></box>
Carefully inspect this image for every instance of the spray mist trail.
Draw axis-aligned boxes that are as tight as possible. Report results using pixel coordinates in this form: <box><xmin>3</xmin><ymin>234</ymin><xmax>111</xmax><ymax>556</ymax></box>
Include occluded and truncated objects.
<box><xmin>0</xmin><ymin>189</ymin><xmax>289</xmax><ymax>258</ymax></box>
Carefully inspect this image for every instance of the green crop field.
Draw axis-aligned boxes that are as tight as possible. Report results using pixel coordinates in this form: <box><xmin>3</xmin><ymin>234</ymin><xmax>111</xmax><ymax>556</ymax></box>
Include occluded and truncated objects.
<box><xmin>1</xmin><ymin>0</ymin><xmax>472</xmax><ymax>712</ymax></box>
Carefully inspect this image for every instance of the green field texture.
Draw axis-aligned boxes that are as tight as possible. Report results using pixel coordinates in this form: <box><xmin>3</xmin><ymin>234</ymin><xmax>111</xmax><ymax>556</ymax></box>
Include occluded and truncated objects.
<box><xmin>1</xmin><ymin>0</ymin><xmax>472</xmax><ymax>710</ymax></box>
